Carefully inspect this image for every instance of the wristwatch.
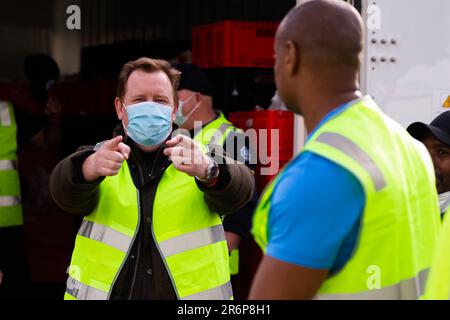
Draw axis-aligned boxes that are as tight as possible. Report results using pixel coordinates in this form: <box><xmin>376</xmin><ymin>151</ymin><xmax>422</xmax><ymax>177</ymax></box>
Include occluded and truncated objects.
<box><xmin>196</xmin><ymin>158</ymin><xmax>219</xmax><ymax>184</ymax></box>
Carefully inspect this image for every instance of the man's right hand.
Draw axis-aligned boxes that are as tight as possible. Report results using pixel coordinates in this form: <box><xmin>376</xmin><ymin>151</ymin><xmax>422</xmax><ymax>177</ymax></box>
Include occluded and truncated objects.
<box><xmin>82</xmin><ymin>136</ymin><xmax>131</xmax><ymax>182</ymax></box>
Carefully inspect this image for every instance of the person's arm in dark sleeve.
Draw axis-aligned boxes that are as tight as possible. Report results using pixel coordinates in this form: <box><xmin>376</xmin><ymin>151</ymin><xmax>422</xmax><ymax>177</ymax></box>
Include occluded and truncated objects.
<box><xmin>196</xmin><ymin>142</ymin><xmax>255</xmax><ymax>216</ymax></box>
<box><xmin>220</xmin><ymin>130</ymin><xmax>258</xmax><ymax>242</ymax></box>
<box><xmin>49</xmin><ymin>146</ymin><xmax>103</xmax><ymax>215</ymax></box>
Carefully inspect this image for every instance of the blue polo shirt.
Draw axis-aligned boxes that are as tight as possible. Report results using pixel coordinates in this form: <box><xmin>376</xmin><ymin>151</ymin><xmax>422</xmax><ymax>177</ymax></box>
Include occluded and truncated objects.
<box><xmin>266</xmin><ymin>102</ymin><xmax>365</xmax><ymax>275</ymax></box>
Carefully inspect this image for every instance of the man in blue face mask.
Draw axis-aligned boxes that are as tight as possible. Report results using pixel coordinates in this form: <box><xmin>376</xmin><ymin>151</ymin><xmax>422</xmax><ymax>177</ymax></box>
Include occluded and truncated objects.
<box><xmin>50</xmin><ymin>57</ymin><xmax>255</xmax><ymax>300</ymax></box>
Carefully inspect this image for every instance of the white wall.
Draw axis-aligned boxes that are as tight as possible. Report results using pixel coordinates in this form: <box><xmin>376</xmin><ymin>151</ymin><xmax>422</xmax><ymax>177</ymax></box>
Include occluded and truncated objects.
<box><xmin>51</xmin><ymin>0</ymin><xmax>82</xmax><ymax>77</ymax></box>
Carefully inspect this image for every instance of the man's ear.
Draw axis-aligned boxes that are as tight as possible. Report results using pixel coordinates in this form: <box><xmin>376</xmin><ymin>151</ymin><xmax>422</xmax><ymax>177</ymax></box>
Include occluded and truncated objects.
<box><xmin>194</xmin><ymin>92</ymin><xmax>202</xmax><ymax>104</ymax></box>
<box><xmin>284</xmin><ymin>40</ymin><xmax>300</xmax><ymax>77</ymax></box>
<box><xmin>114</xmin><ymin>97</ymin><xmax>124</xmax><ymax>120</ymax></box>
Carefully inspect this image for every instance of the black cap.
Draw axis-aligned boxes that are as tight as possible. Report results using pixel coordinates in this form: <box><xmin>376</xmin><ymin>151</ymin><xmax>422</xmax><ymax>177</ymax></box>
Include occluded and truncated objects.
<box><xmin>407</xmin><ymin>111</ymin><xmax>450</xmax><ymax>146</ymax></box>
<box><xmin>24</xmin><ymin>54</ymin><xmax>60</xmax><ymax>83</ymax></box>
<box><xmin>174</xmin><ymin>64</ymin><xmax>213</xmax><ymax>97</ymax></box>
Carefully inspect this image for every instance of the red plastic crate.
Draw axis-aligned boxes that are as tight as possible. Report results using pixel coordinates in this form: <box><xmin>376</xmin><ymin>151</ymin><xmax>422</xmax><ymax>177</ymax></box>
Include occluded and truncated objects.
<box><xmin>192</xmin><ymin>21</ymin><xmax>279</xmax><ymax>68</ymax></box>
<box><xmin>228</xmin><ymin>110</ymin><xmax>294</xmax><ymax>163</ymax></box>
<box><xmin>0</xmin><ymin>80</ymin><xmax>117</xmax><ymax>116</ymax></box>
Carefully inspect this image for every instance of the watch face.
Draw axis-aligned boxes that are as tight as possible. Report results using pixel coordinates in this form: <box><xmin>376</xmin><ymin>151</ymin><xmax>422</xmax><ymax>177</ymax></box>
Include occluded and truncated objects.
<box><xmin>210</xmin><ymin>162</ymin><xmax>219</xmax><ymax>179</ymax></box>
<box><xmin>197</xmin><ymin>160</ymin><xmax>219</xmax><ymax>182</ymax></box>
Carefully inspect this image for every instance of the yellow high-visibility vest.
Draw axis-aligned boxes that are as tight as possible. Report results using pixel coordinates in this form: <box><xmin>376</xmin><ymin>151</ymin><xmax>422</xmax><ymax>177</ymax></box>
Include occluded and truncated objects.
<box><xmin>424</xmin><ymin>207</ymin><xmax>450</xmax><ymax>299</ymax></box>
<box><xmin>253</xmin><ymin>96</ymin><xmax>440</xmax><ymax>299</ymax></box>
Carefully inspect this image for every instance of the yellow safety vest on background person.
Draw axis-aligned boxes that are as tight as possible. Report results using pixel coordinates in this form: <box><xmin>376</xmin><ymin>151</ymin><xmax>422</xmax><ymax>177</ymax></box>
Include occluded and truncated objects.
<box><xmin>424</xmin><ymin>207</ymin><xmax>450</xmax><ymax>300</ymax></box>
<box><xmin>229</xmin><ymin>249</ymin><xmax>239</xmax><ymax>276</ymax></box>
<box><xmin>0</xmin><ymin>101</ymin><xmax>23</xmax><ymax>228</ymax></box>
<box><xmin>65</xmin><ymin>113</ymin><xmax>238</xmax><ymax>300</ymax></box>
<box><xmin>253</xmin><ymin>96</ymin><xmax>441</xmax><ymax>300</ymax></box>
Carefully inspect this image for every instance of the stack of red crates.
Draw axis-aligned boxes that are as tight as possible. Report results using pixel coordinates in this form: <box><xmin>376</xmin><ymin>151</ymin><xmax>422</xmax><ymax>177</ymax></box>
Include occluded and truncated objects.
<box><xmin>192</xmin><ymin>21</ymin><xmax>278</xmax><ymax>68</ymax></box>
<box><xmin>228</xmin><ymin>110</ymin><xmax>295</xmax><ymax>194</ymax></box>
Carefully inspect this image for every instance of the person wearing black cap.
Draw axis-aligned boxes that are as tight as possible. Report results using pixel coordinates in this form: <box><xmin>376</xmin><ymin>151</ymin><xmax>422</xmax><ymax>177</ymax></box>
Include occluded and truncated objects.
<box><xmin>407</xmin><ymin>111</ymin><xmax>450</xmax><ymax>217</ymax></box>
<box><xmin>0</xmin><ymin>54</ymin><xmax>62</xmax><ymax>299</ymax></box>
<box><xmin>175</xmin><ymin>64</ymin><xmax>258</xmax><ymax>299</ymax></box>
<box><xmin>412</xmin><ymin>111</ymin><xmax>450</xmax><ymax>300</ymax></box>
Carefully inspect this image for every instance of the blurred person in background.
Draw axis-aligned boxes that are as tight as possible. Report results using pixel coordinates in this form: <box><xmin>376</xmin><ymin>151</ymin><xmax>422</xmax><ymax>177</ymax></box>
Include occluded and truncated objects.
<box><xmin>175</xmin><ymin>64</ymin><xmax>258</xmax><ymax>298</ymax></box>
<box><xmin>408</xmin><ymin>112</ymin><xmax>450</xmax><ymax>300</ymax></box>
<box><xmin>0</xmin><ymin>54</ymin><xmax>62</xmax><ymax>299</ymax></box>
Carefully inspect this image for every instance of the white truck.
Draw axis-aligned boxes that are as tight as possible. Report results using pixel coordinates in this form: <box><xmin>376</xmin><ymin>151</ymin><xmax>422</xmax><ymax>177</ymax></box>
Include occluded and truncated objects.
<box><xmin>295</xmin><ymin>0</ymin><xmax>450</xmax><ymax>152</ymax></box>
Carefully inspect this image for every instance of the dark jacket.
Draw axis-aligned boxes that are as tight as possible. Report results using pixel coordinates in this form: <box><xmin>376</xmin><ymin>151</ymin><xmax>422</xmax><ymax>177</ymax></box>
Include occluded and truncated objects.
<box><xmin>50</xmin><ymin>124</ymin><xmax>255</xmax><ymax>299</ymax></box>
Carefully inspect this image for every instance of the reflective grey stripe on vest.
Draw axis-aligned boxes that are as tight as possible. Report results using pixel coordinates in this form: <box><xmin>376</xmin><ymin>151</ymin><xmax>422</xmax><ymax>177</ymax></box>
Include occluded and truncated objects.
<box><xmin>159</xmin><ymin>224</ymin><xmax>226</xmax><ymax>257</ymax></box>
<box><xmin>315</xmin><ymin>132</ymin><xmax>387</xmax><ymax>191</ymax></box>
<box><xmin>78</xmin><ymin>220</ymin><xmax>131</xmax><ymax>253</ymax></box>
<box><xmin>318</xmin><ymin>269</ymin><xmax>429</xmax><ymax>300</ymax></box>
<box><xmin>0</xmin><ymin>101</ymin><xmax>11</xmax><ymax>126</ymax></box>
<box><xmin>0</xmin><ymin>196</ymin><xmax>21</xmax><ymax>207</ymax></box>
<box><xmin>66</xmin><ymin>276</ymin><xmax>108</xmax><ymax>300</ymax></box>
<box><xmin>209</xmin><ymin>123</ymin><xmax>233</xmax><ymax>145</ymax></box>
<box><xmin>182</xmin><ymin>280</ymin><xmax>233</xmax><ymax>300</ymax></box>
<box><xmin>0</xmin><ymin>160</ymin><xmax>16</xmax><ymax>171</ymax></box>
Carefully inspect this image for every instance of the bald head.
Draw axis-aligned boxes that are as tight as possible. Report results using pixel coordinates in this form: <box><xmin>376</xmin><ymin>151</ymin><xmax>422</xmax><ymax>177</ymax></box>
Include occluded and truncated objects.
<box><xmin>277</xmin><ymin>0</ymin><xmax>364</xmax><ymax>72</ymax></box>
<box><xmin>273</xmin><ymin>0</ymin><xmax>364</xmax><ymax>127</ymax></box>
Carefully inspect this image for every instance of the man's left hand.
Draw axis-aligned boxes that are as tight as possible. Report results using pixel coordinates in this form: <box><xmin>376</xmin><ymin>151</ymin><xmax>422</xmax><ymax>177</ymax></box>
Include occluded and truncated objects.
<box><xmin>164</xmin><ymin>134</ymin><xmax>212</xmax><ymax>179</ymax></box>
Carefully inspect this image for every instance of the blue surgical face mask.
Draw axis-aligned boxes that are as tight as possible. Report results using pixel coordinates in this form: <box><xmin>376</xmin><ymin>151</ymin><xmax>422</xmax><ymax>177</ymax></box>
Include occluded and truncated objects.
<box><xmin>175</xmin><ymin>94</ymin><xmax>201</xmax><ymax>127</ymax></box>
<box><xmin>123</xmin><ymin>101</ymin><xmax>173</xmax><ymax>147</ymax></box>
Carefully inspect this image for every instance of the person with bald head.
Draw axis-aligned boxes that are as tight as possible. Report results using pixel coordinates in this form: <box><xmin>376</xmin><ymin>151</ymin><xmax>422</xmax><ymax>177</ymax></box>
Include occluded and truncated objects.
<box><xmin>250</xmin><ymin>0</ymin><xmax>440</xmax><ymax>300</ymax></box>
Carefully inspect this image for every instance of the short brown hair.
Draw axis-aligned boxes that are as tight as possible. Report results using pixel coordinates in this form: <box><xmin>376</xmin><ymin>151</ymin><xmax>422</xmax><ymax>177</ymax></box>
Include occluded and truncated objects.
<box><xmin>117</xmin><ymin>57</ymin><xmax>181</xmax><ymax>105</ymax></box>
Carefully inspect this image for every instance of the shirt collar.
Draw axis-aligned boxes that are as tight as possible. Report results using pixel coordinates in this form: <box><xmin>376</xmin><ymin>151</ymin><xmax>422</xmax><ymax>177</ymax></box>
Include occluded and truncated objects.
<box><xmin>439</xmin><ymin>191</ymin><xmax>450</xmax><ymax>215</ymax></box>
